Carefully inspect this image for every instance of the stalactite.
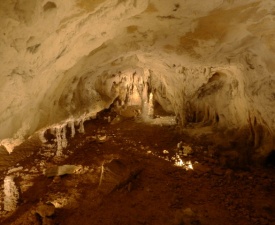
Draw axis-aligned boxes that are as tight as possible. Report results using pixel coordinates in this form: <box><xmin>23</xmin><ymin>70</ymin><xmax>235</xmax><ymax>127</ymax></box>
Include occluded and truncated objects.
<box><xmin>78</xmin><ymin>119</ymin><xmax>85</xmax><ymax>134</ymax></box>
<box><xmin>56</xmin><ymin>126</ymin><xmax>63</xmax><ymax>156</ymax></box>
<box><xmin>38</xmin><ymin>129</ymin><xmax>47</xmax><ymax>143</ymax></box>
<box><xmin>61</xmin><ymin>126</ymin><xmax>67</xmax><ymax>148</ymax></box>
<box><xmin>69</xmin><ymin>120</ymin><xmax>75</xmax><ymax>138</ymax></box>
<box><xmin>248</xmin><ymin>113</ymin><xmax>255</xmax><ymax>147</ymax></box>
<box><xmin>247</xmin><ymin>113</ymin><xmax>272</xmax><ymax>150</ymax></box>
<box><xmin>209</xmin><ymin>107</ymin><xmax>218</xmax><ymax>125</ymax></box>
<box><xmin>50</xmin><ymin>127</ymin><xmax>56</xmax><ymax>136</ymax></box>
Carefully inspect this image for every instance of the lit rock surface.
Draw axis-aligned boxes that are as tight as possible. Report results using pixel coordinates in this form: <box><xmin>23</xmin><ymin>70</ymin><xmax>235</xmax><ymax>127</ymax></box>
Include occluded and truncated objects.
<box><xmin>0</xmin><ymin>0</ymin><xmax>275</xmax><ymax>157</ymax></box>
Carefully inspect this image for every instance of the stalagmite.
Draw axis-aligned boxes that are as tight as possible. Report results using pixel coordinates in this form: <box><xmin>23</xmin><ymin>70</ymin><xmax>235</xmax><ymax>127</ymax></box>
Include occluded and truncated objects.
<box><xmin>141</xmin><ymin>82</ymin><xmax>147</xmax><ymax>115</ymax></box>
<box><xmin>148</xmin><ymin>93</ymin><xmax>154</xmax><ymax>118</ymax></box>
<box><xmin>3</xmin><ymin>176</ymin><xmax>19</xmax><ymax>211</ymax></box>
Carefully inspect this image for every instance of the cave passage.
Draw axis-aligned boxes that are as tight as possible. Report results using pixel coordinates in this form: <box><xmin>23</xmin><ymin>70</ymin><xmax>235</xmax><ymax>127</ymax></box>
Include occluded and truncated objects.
<box><xmin>1</xmin><ymin>0</ymin><xmax>275</xmax><ymax>224</ymax></box>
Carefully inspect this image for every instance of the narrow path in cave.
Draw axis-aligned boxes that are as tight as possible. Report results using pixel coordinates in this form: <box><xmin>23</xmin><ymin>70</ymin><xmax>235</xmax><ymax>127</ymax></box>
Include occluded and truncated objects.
<box><xmin>0</xmin><ymin>109</ymin><xmax>275</xmax><ymax>225</ymax></box>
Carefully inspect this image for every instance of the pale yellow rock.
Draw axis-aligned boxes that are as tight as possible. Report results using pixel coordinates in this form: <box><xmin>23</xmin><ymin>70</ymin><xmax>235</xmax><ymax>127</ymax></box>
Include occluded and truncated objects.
<box><xmin>0</xmin><ymin>0</ymin><xmax>274</xmax><ymax>157</ymax></box>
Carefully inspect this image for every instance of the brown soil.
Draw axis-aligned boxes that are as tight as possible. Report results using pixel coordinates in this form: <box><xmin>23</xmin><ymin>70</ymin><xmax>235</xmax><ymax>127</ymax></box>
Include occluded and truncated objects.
<box><xmin>0</xmin><ymin>109</ymin><xmax>274</xmax><ymax>225</ymax></box>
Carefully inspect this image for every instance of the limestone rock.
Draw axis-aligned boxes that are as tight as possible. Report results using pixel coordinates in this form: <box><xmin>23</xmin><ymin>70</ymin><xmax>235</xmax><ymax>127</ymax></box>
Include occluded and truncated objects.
<box><xmin>0</xmin><ymin>0</ymin><xmax>275</xmax><ymax>159</ymax></box>
<box><xmin>98</xmin><ymin>159</ymin><xmax>142</xmax><ymax>194</ymax></box>
<box><xmin>44</xmin><ymin>165</ymin><xmax>77</xmax><ymax>177</ymax></box>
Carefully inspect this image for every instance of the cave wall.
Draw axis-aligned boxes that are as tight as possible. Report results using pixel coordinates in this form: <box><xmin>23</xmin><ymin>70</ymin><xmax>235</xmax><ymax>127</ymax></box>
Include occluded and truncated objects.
<box><xmin>1</xmin><ymin>0</ymin><xmax>275</xmax><ymax>156</ymax></box>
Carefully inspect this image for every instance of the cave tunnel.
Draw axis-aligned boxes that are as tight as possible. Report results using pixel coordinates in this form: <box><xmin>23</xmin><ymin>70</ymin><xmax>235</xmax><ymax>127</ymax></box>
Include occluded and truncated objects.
<box><xmin>0</xmin><ymin>0</ymin><xmax>275</xmax><ymax>224</ymax></box>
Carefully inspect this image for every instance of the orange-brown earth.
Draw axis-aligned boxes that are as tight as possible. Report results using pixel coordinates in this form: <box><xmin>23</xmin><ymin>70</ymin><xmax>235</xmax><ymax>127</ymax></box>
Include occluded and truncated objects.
<box><xmin>0</xmin><ymin>109</ymin><xmax>274</xmax><ymax>225</ymax></box>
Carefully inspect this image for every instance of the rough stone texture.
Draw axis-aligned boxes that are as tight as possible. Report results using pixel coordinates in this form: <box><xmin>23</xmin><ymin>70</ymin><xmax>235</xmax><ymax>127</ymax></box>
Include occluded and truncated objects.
<box><xmin>0</xmin><ymin>111</ymin><xmax>273</xmax><ymax>225</ymax></box>
<box><xmin>35</xmin><ymin>203</ymin><xmax>55</xmax><ymax>218</ymax></box>
<box><xmin>3</xmin><ymin>175</ymin><xmax>19</xmax><ymax>211</ymax></box>
<box><xmin>0</xmin><ymin>0</ymin><xmax>275</xmax><ymax>157</ymax></box>
<box><xmin>44</xmin><ymin>165</ymin><xmax>77</xmax><ymax>177</ymax></box>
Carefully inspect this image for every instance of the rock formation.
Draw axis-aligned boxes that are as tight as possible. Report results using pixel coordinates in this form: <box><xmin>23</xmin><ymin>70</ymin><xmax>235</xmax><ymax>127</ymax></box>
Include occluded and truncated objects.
<box><xmin>1</xmin><ymin>0</ymin><xmax>275</xmax><ymax>160</ymax></box>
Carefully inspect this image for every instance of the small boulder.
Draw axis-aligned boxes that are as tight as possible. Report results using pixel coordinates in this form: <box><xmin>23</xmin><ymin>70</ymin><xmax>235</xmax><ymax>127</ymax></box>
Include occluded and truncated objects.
<box><xmin>182</xmin><ymin>207</ymin><xmax>196</xmax><ymax>217</ymax></box>
<box><xmin>44</xmin><ymin>165</ymin><xmax>77</xmax><ymax>177</ymax></box>
<box><xmin>174</xmin><ymin>207</ymin><xmax>201</xmax><ymax>225</ymax></box>
<box><xmin>36</xmin><ymin>203</ymin><xmax>55</xmax><ymax>218</ymax></box>
<box><xmin>183</xmin><ymin>145</ymin><xmax>193</xmax><ymax>156</ymax></box>
<box><xmin>163</xmin><ymin>150</ymin><xmax>169</xmax><ymax>154</ymax></box>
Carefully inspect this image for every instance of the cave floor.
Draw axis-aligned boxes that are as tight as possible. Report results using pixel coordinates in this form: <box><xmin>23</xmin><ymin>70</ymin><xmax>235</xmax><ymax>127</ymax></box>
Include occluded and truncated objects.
<box><xmin>0</xmin><ymin>110</ymin><xmax>275</xmax><ymax>225</ymax></box>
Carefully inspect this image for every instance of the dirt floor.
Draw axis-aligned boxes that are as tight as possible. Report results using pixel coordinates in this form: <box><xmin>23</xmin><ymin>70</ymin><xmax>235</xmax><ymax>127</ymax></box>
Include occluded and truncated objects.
<box><xmin>0</xmin><ymin>108</ymin><xmax>274</xmax><ymax>225</ymax></box>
